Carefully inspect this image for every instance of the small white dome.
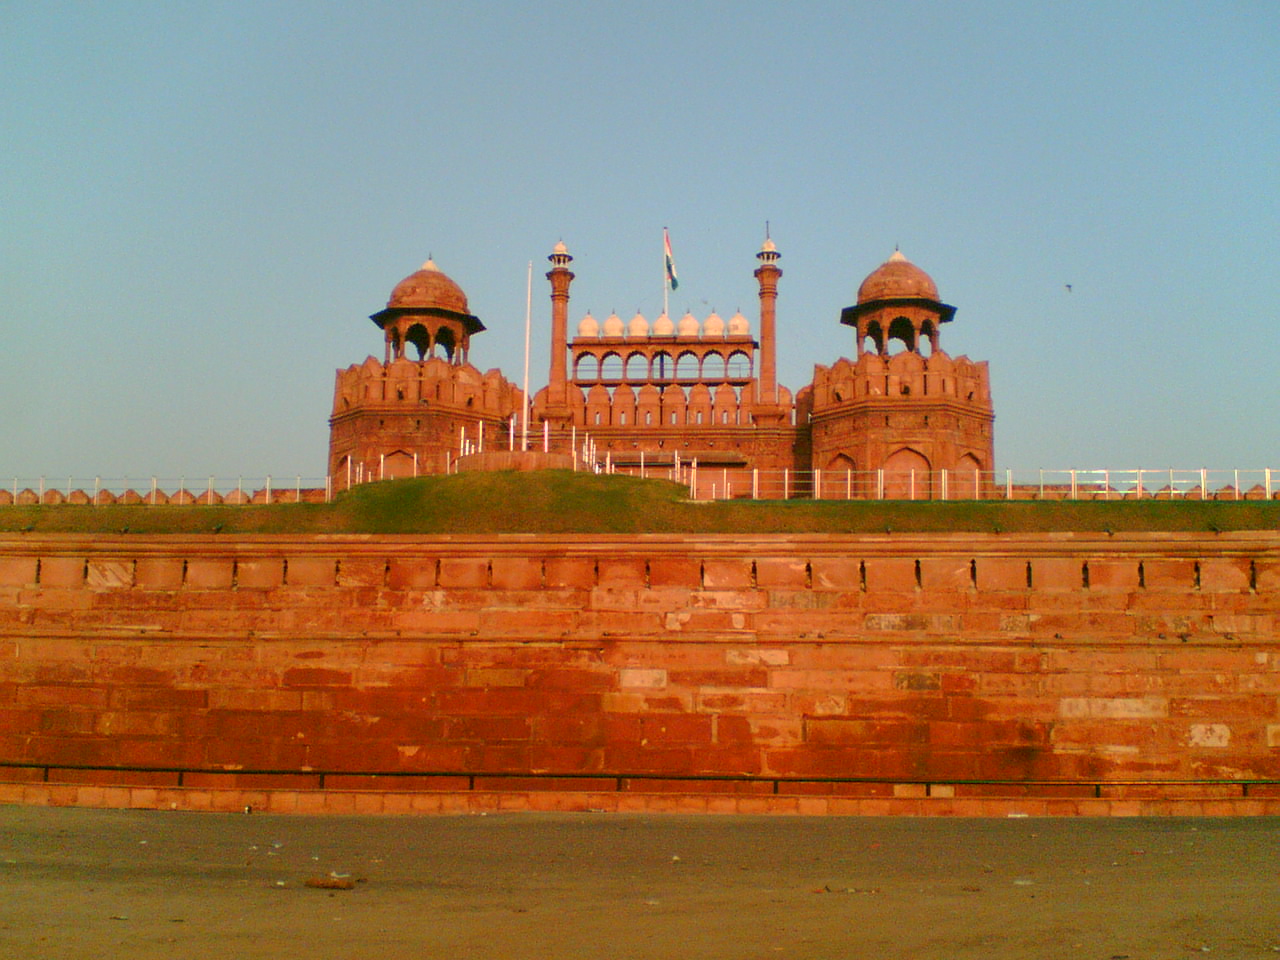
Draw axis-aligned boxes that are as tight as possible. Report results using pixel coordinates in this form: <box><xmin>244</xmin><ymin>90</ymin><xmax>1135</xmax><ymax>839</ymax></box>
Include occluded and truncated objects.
<box><xmin>677</xmin><ymin>311</ymin><xmax>700</xmax><ymax>336</ymax></box>
<box><xmin>602</xmin><ymin>312</ymin><xmax>624</xmax><ymax>337</ymax></box>
<box><xmin>728</xmin><ymin>311</ymin><xmax>750</xmax><ymax>335</ymax></box>
<box><xmin>703</xmin><ymin>311</ymin><xmax>725</xmax><ymax>337</ymax></box>
<box><xmin>652</xmin><ymin>312</ymin><xmax>674</xmax><ymax>336</ymax></box>
<box><xmin>576</xmin><ymin>313</ymin><xmax>599</xmax><ymax>338</ymax></box>
<box><xmin>628</xmin><ymin>311</ymin><xmax>649</xmax><ymax>337</ymax></box>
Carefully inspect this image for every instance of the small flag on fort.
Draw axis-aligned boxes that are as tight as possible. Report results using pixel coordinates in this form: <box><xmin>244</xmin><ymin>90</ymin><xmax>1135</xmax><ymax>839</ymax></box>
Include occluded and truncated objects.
<box><xmin>664</xmin><ymin>228</ymin><xmax>679</xmax><ymax>290</ymax></box>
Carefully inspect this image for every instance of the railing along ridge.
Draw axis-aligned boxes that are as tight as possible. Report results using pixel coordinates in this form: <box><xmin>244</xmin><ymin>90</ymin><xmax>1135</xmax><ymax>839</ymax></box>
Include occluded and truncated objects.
<box><xmin>3</xmin><ymin>467</ymin><xmax>1279</xmax><ymax>505</ymax></box>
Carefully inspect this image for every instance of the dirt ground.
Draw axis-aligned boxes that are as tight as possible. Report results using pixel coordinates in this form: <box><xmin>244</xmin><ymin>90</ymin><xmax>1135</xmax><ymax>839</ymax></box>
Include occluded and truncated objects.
<box><xmin>1</xmin><ymin>806</ymin><xmax>1277</xmax><ymax>960</ymax></box>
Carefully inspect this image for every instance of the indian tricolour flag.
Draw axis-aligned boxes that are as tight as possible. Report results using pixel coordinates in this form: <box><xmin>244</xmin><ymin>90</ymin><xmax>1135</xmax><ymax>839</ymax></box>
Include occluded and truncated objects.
<box><xmin>664</xmin><ymin>228</ymin><xmax>679</xmax><ymax>290</ymax></box>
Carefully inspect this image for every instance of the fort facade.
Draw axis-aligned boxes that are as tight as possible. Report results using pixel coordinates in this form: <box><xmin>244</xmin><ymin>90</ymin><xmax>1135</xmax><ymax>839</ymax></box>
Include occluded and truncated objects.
<box><xmin>329</xmin><ymin>240</ymin><xmax>995</xmax><ymax>495</ymax></box>
<box><xmin>3</xmin><ymin>239</ymin><xmax>1277</xmax><ymax>817</ymax></box>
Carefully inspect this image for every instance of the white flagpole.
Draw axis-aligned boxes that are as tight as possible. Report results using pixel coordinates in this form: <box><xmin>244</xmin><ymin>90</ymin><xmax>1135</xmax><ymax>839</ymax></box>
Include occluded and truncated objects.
<box><xmin>521</xmin><ymin>260</ymin><xmax>532</xmax><ymax>452</ymax></box>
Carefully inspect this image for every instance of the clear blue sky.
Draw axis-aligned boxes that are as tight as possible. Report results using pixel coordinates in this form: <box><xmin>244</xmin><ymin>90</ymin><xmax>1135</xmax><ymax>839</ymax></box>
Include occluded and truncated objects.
<box><xmin>3</xmin><ymin>1</ymin><xmax>1277</xmax><ymax>480</ymax></box>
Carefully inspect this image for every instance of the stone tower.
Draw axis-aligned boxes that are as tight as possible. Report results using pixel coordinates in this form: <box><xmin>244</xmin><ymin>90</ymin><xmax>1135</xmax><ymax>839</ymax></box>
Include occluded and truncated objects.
<box><xmin>801</xmin><ymin>250</ymin><xmax>995</xmax><ymax>498</ymax></box>
<box><xmin>328</xmin><ymin>260</ymin><xmax>522</xmax><ymax>486</ymax></box>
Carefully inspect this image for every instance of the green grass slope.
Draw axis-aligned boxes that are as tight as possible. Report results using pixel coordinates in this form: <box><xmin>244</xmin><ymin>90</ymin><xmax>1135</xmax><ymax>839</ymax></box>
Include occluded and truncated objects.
<box><xmin>1</xmin><ymin>472</ymin><xmax>1277</xmax><ymax>535</ymax></box>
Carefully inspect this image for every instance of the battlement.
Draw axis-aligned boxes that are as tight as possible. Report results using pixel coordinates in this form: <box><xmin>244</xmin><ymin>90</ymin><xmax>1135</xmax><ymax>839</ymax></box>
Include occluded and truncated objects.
<box><xmin>807</xmin><ymin>350</ymin><xmax>992</xmax><ymax>408</ymax></box>
<box><xmin>331</xmin><ymin>355</ymin><xmax>521</xmax><ymax>416</ymax></box>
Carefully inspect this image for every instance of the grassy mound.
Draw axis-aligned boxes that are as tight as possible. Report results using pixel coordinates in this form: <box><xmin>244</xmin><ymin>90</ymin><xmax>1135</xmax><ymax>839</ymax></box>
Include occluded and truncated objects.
<box><xmin>1</xmin><ymin>471</ymin><xmax>1277</xmax><ymax>535</ymax></box>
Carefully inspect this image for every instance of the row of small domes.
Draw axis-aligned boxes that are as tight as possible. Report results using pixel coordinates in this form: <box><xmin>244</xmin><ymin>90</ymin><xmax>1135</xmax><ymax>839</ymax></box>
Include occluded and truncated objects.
<box><xmin>577</xmin><ymin>310</ymin><xmax>750</xmax><ymax>339</ymax></box>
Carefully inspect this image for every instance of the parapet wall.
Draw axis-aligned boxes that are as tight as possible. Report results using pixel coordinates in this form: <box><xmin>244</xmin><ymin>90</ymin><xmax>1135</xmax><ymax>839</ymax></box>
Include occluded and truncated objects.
<box><xmin>1</xmin><ymin>531</ymin><xmax>1278</xmax><ymax>815</ymax></box>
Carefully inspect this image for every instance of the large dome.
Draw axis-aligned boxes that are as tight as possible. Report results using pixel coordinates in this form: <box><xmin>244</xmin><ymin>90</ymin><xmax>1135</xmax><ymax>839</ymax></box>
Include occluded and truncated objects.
<box><xmin>857</xmin><ymin>250</ymin><xmax>939</xmax><ymax>304</ymax></box>
<box><xmin>387</xmin><ymin>259</ymin><xmax>470</xmax><ymax>314</ymax></box>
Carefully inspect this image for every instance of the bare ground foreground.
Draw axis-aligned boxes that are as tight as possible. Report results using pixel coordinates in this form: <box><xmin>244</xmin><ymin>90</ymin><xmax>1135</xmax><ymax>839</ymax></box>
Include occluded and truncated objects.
<box><xmin>1</xmin><ymin>807</ymin><xmax>1278</xmax><ymax>960</ymax></box>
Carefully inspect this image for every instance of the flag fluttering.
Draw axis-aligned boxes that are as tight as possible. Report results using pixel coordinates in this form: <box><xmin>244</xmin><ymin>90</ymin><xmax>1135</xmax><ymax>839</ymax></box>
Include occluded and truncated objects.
<box><xmin>664</xmin><ymin>228</ymin><xmax>679</xmax><ymax>290</ymax></box>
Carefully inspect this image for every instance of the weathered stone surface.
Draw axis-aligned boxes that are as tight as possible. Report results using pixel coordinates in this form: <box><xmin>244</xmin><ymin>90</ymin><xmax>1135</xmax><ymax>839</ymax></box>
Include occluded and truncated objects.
<box><xmin>0</xmin><ymin>530</ymin><xmax>1276</xmax><ymax>807</ymax></box>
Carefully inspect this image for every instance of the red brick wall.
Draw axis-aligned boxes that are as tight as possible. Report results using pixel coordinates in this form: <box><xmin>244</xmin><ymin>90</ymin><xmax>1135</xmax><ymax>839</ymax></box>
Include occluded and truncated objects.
<box><xmin>1</xmin><ymin>532</ymin><xmax>1277</xmax><ymax>794</ymax></box>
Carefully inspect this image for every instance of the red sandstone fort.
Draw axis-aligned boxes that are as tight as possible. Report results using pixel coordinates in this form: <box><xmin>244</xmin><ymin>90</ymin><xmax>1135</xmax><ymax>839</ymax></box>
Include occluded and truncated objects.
<box><xmin>328</xmin><ymin>241</ymin><xmax>994</xmax><ymax>498</ymax></box>
<box><xmin>1</xmin><ymin>239</ymin><xmax>1277</xmax><ymax>817</ymax></box>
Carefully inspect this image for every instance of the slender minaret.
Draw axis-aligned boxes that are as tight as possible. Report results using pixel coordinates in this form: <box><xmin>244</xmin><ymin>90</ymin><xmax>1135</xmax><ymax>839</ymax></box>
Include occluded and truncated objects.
<box><xmin>754</xmin><ymin>237</ymin><xmax>781</xmax><ymax>403</ymax></box>
<box><xmin>545</xmin><ymin>241</ymin><xmax>575</xmax><ymax>413</ymax></box>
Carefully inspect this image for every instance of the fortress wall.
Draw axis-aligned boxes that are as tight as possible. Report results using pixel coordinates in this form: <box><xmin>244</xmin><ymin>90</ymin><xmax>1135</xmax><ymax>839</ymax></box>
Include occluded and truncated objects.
<box><xmin>1</xmin><ymin>532</ymin><xmax>1278</xmax><ymax>813</ymax></box>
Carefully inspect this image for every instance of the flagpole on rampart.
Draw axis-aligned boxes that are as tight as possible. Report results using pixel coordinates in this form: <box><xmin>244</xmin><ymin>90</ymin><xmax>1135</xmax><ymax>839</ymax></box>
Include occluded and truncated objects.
<box><xmin>521</xmin><ymin>260</ymin><xmax>532</xmax><ymax>451</ymax></box>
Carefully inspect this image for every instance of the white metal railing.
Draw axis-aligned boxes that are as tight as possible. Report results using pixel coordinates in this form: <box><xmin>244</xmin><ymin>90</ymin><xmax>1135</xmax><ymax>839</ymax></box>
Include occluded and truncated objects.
<box><xmin>666</xmin><ymin>467</ymin><xmax>1278</xmax><ymax>501</ymax></box>
<box><xmin>3</xmin><ymin>467</ymin><xmax>1276</xmax><ymax>505</ymax></box>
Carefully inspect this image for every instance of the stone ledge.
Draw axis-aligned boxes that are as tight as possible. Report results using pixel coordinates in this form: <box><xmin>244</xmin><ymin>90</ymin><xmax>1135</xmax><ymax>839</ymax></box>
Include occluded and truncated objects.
<box><xmin>3</xmin><ymin>780</ymin><xmax>1278</xmax><ymax>817</ymax></box>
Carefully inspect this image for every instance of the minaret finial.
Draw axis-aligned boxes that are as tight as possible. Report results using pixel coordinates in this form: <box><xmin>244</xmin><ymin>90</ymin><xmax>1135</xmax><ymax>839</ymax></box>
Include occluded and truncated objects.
<box><xmin>548</xmin><ymin>239</ymin><xmax>572</xmax><ymax>266</ymax></box>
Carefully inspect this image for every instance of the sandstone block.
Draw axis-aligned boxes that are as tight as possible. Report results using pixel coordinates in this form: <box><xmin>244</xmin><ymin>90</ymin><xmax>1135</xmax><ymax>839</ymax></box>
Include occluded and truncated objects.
<box><xmin>1256</xmin><ymin>561</ymin><xmax>1280</xmax><ymax>593</ymax></box>
<box><xmin>490</xmin><ymin>558</ymin><xmax>542</xmax><ymax>590</ymax></box>
<box><xmin>1199</xmin><ymin>559</ymin><xmax>1251</xmax><ymax>593</ymax></box>
<box><xmin>1187</xmin><ymin>723</ymin><xmax>1231</xmax><ymax>747</ymax></box>
<box><xmin>337</xmin><ymin>559</ymin><xmax>384</xmax><ymax>587</ymax></box>
<box><xmin>387</xmin><ymin>558</ymin><xmax>438</xmax><ymax>590</ymax></box>
<box><xmin>543</xmin><ymin>558</ymin><xmax>595</xmax><ymax>589</ymax></box>
<box><xmin>461</xmin><ymin>668</ymin><xmax>528</xmax><ymax>688</ymax></box>
<box><xmin>864</xmin><ymin>558</ymin><xmax>918</xmax><ymax>593</ymax></box>
<box><xmin>281</xmin><ymin>667</ymin><xmax>351</xmax><ymax>687</ymax></box>
<box><xmin>286</xmin><ymin>558</ymin><xmax>336</xmax><ymax>587</ymax></box>
<box><xmin>183</xmin><ymin>559</ymin><xmax>233</xmax><ymax>589</ymax></box>
<box><xmin>38</xmin><ymin>557</ymin><xmax>84</xmax><ymax>588</ymax></box>
<box><xmin>480</xmin><ymin>608</ymin><xmax>575</xmax><ymax>639</ymax></box>
<box><xmin>439</xmin><ymin>559</ymin><xmax>488</xmax><ymax>588</ymax></box>
<box><xmin>0</xmin><ymin>558</ymin><xmax>39</xmax><ymax>587</ymax></box>
<box><xmin>84</xmin><ymin>561</ymin><xmax>132</xmax><ymax>589</ymax></box>
<box><xmin>597</xmin><ymin>559</ymin><xmax>647</xmax><ymax>589</ymax></box>
<box><xmin>725</xmin><ymin>648</ymin><xmax>789</xmax><ymax>666</ymax></box>
<box><xmin>1086</xmin><ymin>560</ymin><xmax>1140</xmax><ymax>592</ymax></box>
<box><xmin>809</xmin><ymin>558</ymin><xmax>860</xmax><ymax>591</ymax></box>
<box><xmin>133</xmin><ymin>558</ymin><xmax>183</xmax><ymax>590</ymax></box>
<box><xmin>1032</xmin><ymin>558</ymin><xmax>1083</xmax><ymax>591</ymax></box>
<box><xmin>919</xmin><ymin>558</ymin><xmax>971</xmax><ymax>591</ymax></box>
<box><xmin>578</xmin><ymin>610</ymin><xmax>664</xmax><ymax>637</ymax></box>
<box><xmin>976</xmin><ymin>559</ymin><xmax>1028</xmax><ymax>591</ymax></box>
<box><xmin>639</xmin><ymin>714</ymin><xmax>714</xmax><ymax>745</ymax></box>
<box><xmin>619</xmin><ymin>668</ymin><xmax>667</xmax><ymax>688</ymax></box>
<box><xmin>755</xmin><ymin>558</ymin><xmax>808</xmax><ymax>589</ymax></box>
<box><xmin>695</xmin><ymin>689</ymin><xmax>787</xmax><ymax>714</ymax></box>
<box><xmin>1141</xmin><ymin>559</ymin><xmax>1196</xmax><ymax>591</ymax></box>
<box><xmin>1059</xmin><ymin>697</ymin><xmax>1168</xmax><ymax>719</ymax></box>
<box><xmin>235</xmin><ymin>560</ymin><xmax>283</xmax><ymax>589</ymax></box>
<box><xmin>647</xmin><ymin>558</ymin><xmax>700</xmax><ymax>587</ymax></box>
<box><xmin>702</xmin><ymin>560</ymin><xmax>753</xmax><ymax>589</ymax></box>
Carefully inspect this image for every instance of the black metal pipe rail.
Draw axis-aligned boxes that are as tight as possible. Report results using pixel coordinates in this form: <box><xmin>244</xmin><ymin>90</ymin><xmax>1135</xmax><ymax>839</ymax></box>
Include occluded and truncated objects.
<box><xmin>3</xmin><ymin>761</ymin><xmax>1278</xmax><ymax>800</ymax></box>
